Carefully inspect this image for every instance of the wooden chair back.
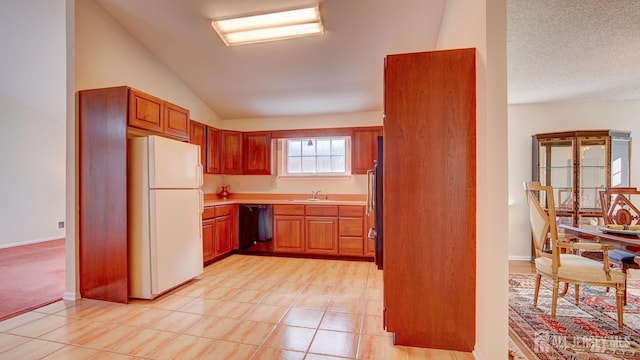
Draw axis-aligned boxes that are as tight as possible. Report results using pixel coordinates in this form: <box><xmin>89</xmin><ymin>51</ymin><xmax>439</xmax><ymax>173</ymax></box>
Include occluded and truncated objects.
<box><xmin>599</xmin><ymin>187</ymin><xmax>640</xmax><ymax>225</ymax></box>
<box><xmin>524</xmin><ymin>181</ymin><xmax>559</xmax><ymax>269</ymax></box>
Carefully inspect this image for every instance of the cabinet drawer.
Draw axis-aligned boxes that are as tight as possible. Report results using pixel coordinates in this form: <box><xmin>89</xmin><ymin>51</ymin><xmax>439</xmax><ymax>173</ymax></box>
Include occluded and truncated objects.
<box><xmin>339</xmin><ymin>218</ymin><xmax>363</xmax><ymax>237</ymax></box>
<box><xmin>202</xmin><ymin>206</ymin><xmax>216</xmax><ymax>220</ymax></box>
<box><xmin>128</xmin><ymin>89</ymin><xmax>163</xmax><ymax>133</ymax></box>
<box><xmin>306</xmin><ymin>205</ymin><xmax>338</xmax><ymax>217</ymax></box>
<box><xmin>339</xmin><ymin>205</ymin><xmax>364</xmax><ymax>217</ymax></box>
<box><xmin>339</xmin><ymin>237</ymin><xmax>364</xmax><ymax>256</ymax></box>
<box><xmin>215</xmin><ymin>204</ymin><xmax>234</xmax><ymax>217</ymax></box>
<box><xmin>274</xmin><ymin>204</ymin><xmax>305</xmax><ymax>216</ymax></box>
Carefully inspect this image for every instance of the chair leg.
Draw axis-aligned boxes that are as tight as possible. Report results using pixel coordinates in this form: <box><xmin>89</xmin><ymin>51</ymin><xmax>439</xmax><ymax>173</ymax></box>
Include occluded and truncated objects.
<box><xmin>533</xmin><ymin>273</ymin><xmax>542</xmax><ymax>307</ymax></box>
<box><xmin>622</xmin><ymin>264</ymin><xmax>629</xmax><ymax>305</ymax></box>
<box><xmin>616</xmin><ymin>286</ymin><xmax>624</xmax><ymax>333</ymax></box>
<box><xmin>551</xmin><ymin>278</ymin><xmax>560</xmax><ymax>319</ymax></box>
<box><xmin>574</xmin><ymin>284</ymin><xmax>580</xmax><ymax>305</ymax></box>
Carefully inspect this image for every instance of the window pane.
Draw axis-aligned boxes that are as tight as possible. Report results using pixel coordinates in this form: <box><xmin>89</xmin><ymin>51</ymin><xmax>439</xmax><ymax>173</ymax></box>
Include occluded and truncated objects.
<box><xmin>331</xmin><ymin>138</ymin><xmax>345</xmax><ymax>155</ymax></box>
<box><xmin>283</xmin><ymin>136</ymin><xmax>349</xmax><ymax>176</ymax></box>
<box><xmin>302</xmin><ymin>139</ymin><xmax>316</xmax><ymax>156</ymax></box>
<box><xmin>316</xmin><ymin>139</ymin><xmax>331</xmax><ymax>156</ymax></box>
<box><xmin>332</xmin><ymin>155</ymin><xmax>345</xmax><ymax>172</ymax></box>
<box><xmin>317</xmin><ymin>156</ymin><xmax>331</xmax><ymax>172</ymax></box>
<box><xmin>302</xmin><ymin>156</ymin><xmax>316</xmax><ymax>172</ymax></box>
<box><xmin>288</xmin><ymin>157</ymin><xmax>301</xmax><ymax>173</ymax></box>
<box><xmin>288</xmin><ymin>140</ymin><xmax>302</xmax><ymax>156</ymax></box>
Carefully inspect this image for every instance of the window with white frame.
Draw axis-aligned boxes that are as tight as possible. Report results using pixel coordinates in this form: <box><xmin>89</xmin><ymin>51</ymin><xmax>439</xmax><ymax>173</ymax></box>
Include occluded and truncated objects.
<box><xmin>282</xmin><ymin>137</ymin><xmax>350</xmax><ymax>176</ymax></box>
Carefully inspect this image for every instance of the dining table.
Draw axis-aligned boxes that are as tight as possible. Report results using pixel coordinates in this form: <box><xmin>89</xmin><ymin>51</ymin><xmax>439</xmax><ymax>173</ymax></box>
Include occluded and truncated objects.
<box><xmin>559</xmin><ymin>224</ymin><xmax>640</xmax><ymax>254</ymax></box>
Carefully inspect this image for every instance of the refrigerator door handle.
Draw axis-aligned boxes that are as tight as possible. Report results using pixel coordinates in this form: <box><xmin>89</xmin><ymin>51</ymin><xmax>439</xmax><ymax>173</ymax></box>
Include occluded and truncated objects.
<box><xmin>196</xmin><ymin>164</ymin><xmax>204</xmax><ymax>187</ymax></box>
<box><xmin>366</xmin><ymin>169</ymin><xmax>373</xmax><ymax>215</ymax></box>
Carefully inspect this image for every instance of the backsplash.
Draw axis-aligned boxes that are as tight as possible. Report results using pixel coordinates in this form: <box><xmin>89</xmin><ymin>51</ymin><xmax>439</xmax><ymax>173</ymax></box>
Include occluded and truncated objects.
<box><xmin>203</xmin><ymin>174</ymin><xmax>367</xmax><ymax>196</ymax></box>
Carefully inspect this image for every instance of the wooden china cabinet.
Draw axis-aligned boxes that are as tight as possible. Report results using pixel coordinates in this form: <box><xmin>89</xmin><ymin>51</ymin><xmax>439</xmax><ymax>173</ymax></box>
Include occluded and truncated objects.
<box><xmin>532</xmin><ymin>130</ymin><xmax>631</xmax><ymax>228</ymax></box>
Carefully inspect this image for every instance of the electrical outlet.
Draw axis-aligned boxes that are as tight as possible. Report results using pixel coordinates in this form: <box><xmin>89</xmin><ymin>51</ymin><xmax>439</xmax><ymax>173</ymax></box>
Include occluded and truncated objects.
<box><xmin>58</xmin><ymin>221</ymin><xmax>65</xmax><ymax>229</ymax></box>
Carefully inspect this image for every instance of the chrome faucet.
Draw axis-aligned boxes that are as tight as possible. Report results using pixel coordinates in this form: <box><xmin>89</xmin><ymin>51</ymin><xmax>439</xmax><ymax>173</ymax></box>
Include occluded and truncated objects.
<box><xmin>311</xmin><ymin>190</ymin><xmax>322</xmax><ymax>199</ymax></box>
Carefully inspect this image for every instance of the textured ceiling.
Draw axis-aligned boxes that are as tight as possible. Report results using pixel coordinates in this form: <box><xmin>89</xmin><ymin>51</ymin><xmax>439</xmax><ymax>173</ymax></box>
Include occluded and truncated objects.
<box><xmin>93</xmin><ymin>0</ymin><xmax>640</xmax><ymax>119</ymax></box>
<box><xmin>507</xmin><ymin>0</ymin><xmax>640</xmax><ymax>104</ymax></box>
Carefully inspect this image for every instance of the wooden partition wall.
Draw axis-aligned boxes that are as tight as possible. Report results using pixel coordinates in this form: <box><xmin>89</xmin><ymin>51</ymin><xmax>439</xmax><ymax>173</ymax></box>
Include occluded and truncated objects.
<box><xmin>383</xmin><ymin>48</ymin><xmax>476</xmax><ymax>351</ymax></box>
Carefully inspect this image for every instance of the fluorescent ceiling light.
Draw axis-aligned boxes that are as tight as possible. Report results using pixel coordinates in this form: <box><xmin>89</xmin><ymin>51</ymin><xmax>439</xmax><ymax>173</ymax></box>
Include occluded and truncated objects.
<box><xmin>211</xmin><ymin>6</ymin><xmax>324</xmax><ymax>46</ymax></box>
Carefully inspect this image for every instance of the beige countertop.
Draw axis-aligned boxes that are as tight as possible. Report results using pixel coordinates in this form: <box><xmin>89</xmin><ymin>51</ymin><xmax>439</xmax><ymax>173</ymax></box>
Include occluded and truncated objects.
<box><xmin>203</xmin><ymin>193</ymin><xmax>366</xmax><ymax>207</ymax></box>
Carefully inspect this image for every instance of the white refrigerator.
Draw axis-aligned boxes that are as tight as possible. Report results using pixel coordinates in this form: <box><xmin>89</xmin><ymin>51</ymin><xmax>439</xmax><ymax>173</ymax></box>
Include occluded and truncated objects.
<box><xmin>128</xmin><ymin>135</ymin><xmax>204</xmax><ymax>299</ymax></box>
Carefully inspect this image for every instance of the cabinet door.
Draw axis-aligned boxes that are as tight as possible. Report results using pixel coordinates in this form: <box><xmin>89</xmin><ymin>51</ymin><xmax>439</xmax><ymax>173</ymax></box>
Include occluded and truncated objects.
<box><xmin>207</xmin><ymin>127</ymin><xmax>221</xmax><ymax>174</ymax></box>
<box><xmin>384</xmin><ymin>49</ymin><xmax>476</xmax><ymax>350</ymax></box>
<box><xmin>221</xmin><ymin>130</ymin><xmax>243</xmax><ymax>174</ymax></box>
<box><xmin>202</xmin><ymin>218</ymin><xmax>215</xmax><ymax>263</ymax></box>
<box><xmin>306</xmin><ymin>217</ymin><xmax>338</xmax><ymax>255</ymax></box>
<box><xmin>352</xmin><ymin>127</ymin><xmax>382</xmax><ymax>174</ymax></box>
<box><xmin>164</xmin><ymin>102</ymin><xmax>190</xmax><ymax>140</ymax></box>
<box><xmin>273</xmin><ymin>215</ymin><xmax>305</xmax><ymax>253</ymax></box>
<box><xmin>243</xmin><ymin>132</ymin><xmax>272</xmax><ymax>174</ymax></box>
<box><xmin>214</xmin><ymin>215</ymin><xmax>233</xmax><ymax>256</ymax></box>
<box><xmin>128</xmin><ymin>89</ymin><xmax>163</xmax><ymax>133</ymax></box>
<box><xmin>190</xmin><ymin>121</ymin><xmax>206</xmax><ymax>168</ymax></box>
<box><xmin>365</xmin><ymin>211</ymin><xmax>375</xmax><ymax>256</ymax></box>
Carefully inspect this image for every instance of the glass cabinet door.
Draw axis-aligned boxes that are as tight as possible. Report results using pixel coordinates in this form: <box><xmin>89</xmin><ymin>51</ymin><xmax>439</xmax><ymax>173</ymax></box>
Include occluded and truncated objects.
<box><xmin>611</xmin><ymin>137</ymin><xmax>631</xmax><ymax>188</ymax></box>
<box><xmin>578</xmin><ymin>137</ymin><xmax>608</xmax><ymax>212</ymax></box>
<box><xmin>538</xmin><ymin>138</ymin><xmax>575</xmax><ymax>212</ymax></box>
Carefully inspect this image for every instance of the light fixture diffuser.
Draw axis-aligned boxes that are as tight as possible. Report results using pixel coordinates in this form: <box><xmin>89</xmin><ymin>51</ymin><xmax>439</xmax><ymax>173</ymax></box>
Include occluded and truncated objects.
<box><xmin>211</xmin><ymin>6</ymin><xmax>324</xmax><ymax>46</ymax></box>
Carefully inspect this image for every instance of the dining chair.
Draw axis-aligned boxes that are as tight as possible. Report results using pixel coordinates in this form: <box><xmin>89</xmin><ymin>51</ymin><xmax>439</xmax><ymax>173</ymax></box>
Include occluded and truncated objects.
<box><xmin>524</xmin><ymin>181</ymin><xmax>626</xmax><ymax>332</ymax></box>
<box><xmin>599</xmin><ymin>187</ymin><xmax>640</xmax><ymax>304</ymax></box>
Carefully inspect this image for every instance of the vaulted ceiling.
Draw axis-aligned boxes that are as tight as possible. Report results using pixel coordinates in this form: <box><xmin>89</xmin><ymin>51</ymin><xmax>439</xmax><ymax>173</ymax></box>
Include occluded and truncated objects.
<box><xmin>95</xmin><ymin>0</ymin><xmax>640</xmax><ymax>120</ymax></box>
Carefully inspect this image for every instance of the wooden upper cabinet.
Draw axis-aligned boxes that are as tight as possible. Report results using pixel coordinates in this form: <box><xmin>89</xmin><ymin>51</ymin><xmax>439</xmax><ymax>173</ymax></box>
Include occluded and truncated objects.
<box><xmin>163</xmin><ymin>103</ymin><xmax>189</xmax><ymax>139</ymax></box>
<box><xmin>127</xmin><ymin>88</ymin><xmax>189</xmax><ymax>141</ymax></box>
<box><xmin>128</xmin><ymin>89</ymin><xmax>163</xmax><ymax>133</ymax></box>
<box><xmin>243</xmin><ymin>132</ymin><xmax>272</xmax><ymax>175</ymax></box>
<box><xmin>221</xmin><ymin>130</ymin><xmax>243</xmax><ymax>174</ymax></box>
<box><xmin>207</xmin><ymin>127</ymin><xmax>221</xmax><ymax>174</ymax></box>
<box><xmin>190</xmin><ymin>121</ymin><xmax>221</xmax><ymax>174</ymax></box>
<box><xmin>189</xmin><ymin>120</ymin><xmax>206</xmax><ymax>168</ymax></box>
<box><xmin>352</xmin><ymin>127</ymin><xmax>382</xmax><ymax>174</ymax></box>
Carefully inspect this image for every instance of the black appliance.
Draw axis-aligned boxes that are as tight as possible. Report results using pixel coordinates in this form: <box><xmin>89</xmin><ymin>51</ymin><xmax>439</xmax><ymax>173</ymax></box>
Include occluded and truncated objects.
<box><xmin>239</xmin><ymin>205</ymin><xmax>261</xmax><ymax>250</ymax></box>
<box><xmin>368</xmin><ymin>136</ymin><xmax>383</xmax><ymax>270</ymax></box>
<box><xmin>239</xmin><ymin>204</ymin><xmax>273</xmax><ymax>251</ymax></box>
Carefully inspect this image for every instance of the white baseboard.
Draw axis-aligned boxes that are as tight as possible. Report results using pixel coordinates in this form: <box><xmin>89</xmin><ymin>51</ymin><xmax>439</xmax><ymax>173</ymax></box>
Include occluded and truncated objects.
<box><xmin>472</xmin><ymin>346</ymin><xmax>482</xmax><ymax>360</ymax></box>
<box><xmin>62</xmin><ymin>291</ymin><xmax>80</xmax><ymax>301</ymax></box>
<box><xmin>509</xmin><ymin>255</ymin><xmax>532</xmax><ymax>261</ymax></box>
<box><xmin>0</xmin><ymin>236</ymin><xmax>65</xmax><ymax>249</ymax></box>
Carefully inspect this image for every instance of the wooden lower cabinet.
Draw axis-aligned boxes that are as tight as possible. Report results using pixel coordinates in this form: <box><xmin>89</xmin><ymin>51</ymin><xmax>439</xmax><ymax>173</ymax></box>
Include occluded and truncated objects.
<box><xmin>202</xmin><ymin>218</ymin><xmax>215</xmax><ymax>262</ymax></box>
<box><xmin>202</xmin><ymin>204</ymin><xmax>237</xmax><ymax>263</ymax></box>
<box><xmin>273</xmin><ymin>204</ymin><xmax>369</xmax><ymax>257</ymax></box>
<box><xmin>273</xmin><ymin>215</ymin><xmax>305</xmax><ymax>253</ymax></box>
<box><xmin>214</xmin><ymin>215</ymin><xmax>233</xmax><ymax>255</ymax></box>
<box><xmin>273</xmin><ymin>204</ymin><xmax>305</xmax><ymax>253</ymax></box>
<box><xmin>338</xmin><ymin>205</ymin><xmax>365</xmax><ymax>256</ymax></box>
<box><xmin>306</xmin><ymin>217</ymin><xmax>338</xmax><ymax>255</ymax></box>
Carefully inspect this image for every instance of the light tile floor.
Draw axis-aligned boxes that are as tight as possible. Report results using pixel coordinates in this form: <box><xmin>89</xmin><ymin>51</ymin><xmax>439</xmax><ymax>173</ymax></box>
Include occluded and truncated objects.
<box><xmin>0</xmin><ymin>255</ymin><xmax>474</xmax><ymax>359</ymax></box>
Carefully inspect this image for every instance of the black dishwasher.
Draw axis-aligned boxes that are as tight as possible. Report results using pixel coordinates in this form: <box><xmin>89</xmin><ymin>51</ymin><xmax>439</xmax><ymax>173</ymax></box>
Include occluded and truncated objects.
<box><xmin>239</xmin><ymin>204</ymin><xmax>273</xmax><ymax>251</ymax></box>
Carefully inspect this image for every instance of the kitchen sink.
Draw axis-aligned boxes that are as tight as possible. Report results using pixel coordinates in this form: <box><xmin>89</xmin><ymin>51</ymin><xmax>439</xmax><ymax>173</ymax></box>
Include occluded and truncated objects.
<box><xmin>286</xmin><ymin>199</ymin><xmax>336</xmax><ymax>202</ymax></box>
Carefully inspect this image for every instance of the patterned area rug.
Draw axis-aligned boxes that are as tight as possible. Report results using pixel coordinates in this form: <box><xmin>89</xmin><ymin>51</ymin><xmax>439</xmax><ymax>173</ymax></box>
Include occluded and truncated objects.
<box><xmin>509</xmin><ymin>273</ymin><xmax>640</xmax><ymax>359</ymax></box>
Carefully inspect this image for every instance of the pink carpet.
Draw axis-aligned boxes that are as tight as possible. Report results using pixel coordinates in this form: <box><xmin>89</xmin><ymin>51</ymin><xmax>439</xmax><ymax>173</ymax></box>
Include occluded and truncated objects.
<box><xmin>0</xmin><ymin>239</ymin><xmax>65</xmax><ymax>321</ymax></box>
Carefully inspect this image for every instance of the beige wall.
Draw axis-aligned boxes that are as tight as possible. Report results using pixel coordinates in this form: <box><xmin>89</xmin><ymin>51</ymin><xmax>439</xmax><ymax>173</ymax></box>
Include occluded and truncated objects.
<box><xmin>0</xmin><ymin>0</ymin><xmax>68</xmax><ymax>248</ymax></box>
<box><xmin>437</xmin><ymin>0</ymin><xmax>508</xmax><ymax>359</ymax></box>
<box><xmin>509</xmin><ymin>99</ymin><xmax>640</xmax><ymax>259</ymax></box>
<box><xmin>75</xmin><ymin>0</ymin><xmax>221</xmax><ymax>127</ymax></box>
